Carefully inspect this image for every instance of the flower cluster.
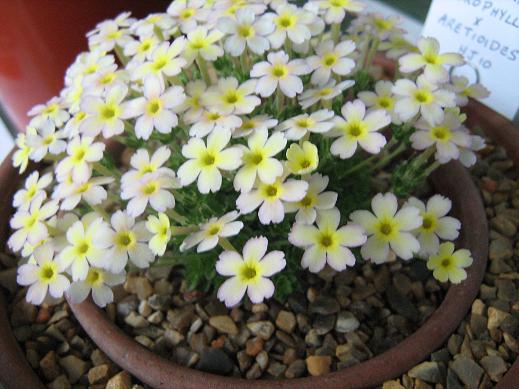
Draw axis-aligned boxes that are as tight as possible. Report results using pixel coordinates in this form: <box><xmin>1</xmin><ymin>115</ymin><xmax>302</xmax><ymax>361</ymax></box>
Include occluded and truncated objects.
<box><xmin>11</xmin><ymin>0</ymin><xmax>485</xmax><ymax>308</ymax></box>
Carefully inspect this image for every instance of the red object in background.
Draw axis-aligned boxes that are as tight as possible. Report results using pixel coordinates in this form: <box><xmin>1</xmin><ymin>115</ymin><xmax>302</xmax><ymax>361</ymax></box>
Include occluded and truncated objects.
<box><xmin>0</xmin><ymin>1</ymin><xmax>165</xmax><ymax>132</ymax></box>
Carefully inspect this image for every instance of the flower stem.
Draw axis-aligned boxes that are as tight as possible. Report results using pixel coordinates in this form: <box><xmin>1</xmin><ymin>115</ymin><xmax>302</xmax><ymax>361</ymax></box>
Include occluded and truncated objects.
<box><xmin>93</xmin><ymin>162</ymin><xmax>121</xmax><ymax>179</ymax></box>
<box><xmin>371</xmin><ymin>142</ymin><xmax>407</xmax><ymax>171</ymax></box>
<box><xmin>276</xmin><ymin>87</ymin><xmax>284</xmax><ymax>115</ymax></box>
<box><xmin>219</xmin><ymin>237</ymin><xmax>237</xmax><ymax>252</ymax></box>
<box><xmin>114</xmin><ymin>45</ymin><xmax>128</xmax><ymax>66</ymax></box>
<box><xmin>423</xmin><ymin>160</ymin><xmax>441</xmax><ymax>177</ymax></box>
<box><xmin>331</xmin><ymin>23</ymin><xmax>341</xmax><ymax>43</ymax></box>
<box><xmin>171</xmin><ymin>225</ymin><xmax>199</xmax><ymax>235</ymax></box>
<box><xmin>167</xmin><ymin>208</ymin><xmax>188</xmax><ymax>225</ymax></box>
<box><xmin>196</xmin><ymin>55</ymin><xmax>212</xmax><ymax>85</ymax></box>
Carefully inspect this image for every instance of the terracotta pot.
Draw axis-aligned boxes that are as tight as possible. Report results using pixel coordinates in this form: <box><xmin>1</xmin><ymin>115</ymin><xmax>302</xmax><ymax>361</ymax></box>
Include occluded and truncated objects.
<box><xmin>0</xmin><ymin>0</ymin><xmax>164</xmax><ymax>131</ymax></box>
<box><xmin>0</xmin><ymin>149</ymin><xmax>44</xmax><ymax>389</ymax></box>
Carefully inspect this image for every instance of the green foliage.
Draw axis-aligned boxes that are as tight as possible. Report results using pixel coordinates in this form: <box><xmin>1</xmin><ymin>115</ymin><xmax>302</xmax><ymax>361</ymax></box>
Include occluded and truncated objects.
<box><xmin>391</xmin><ymin>160</ymin><xmax>427</xmax><ymax>198</ymax></box>
<box><xmin>352</xmin><ymin>69</ymin><xmax>375</xmax><ymax>96</ymax></box>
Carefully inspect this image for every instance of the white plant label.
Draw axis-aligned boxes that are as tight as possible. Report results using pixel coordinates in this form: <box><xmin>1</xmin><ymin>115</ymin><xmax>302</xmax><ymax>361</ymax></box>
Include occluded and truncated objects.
<box><xmin>422</xmin><ymin>0</ymin><xmax>519</xmax><ymax>121</ymax></box>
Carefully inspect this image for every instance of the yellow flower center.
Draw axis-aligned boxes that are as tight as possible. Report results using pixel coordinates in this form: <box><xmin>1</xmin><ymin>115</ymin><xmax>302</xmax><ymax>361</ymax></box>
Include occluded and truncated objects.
<box><xmin>423</xmin><ymin>53</ymin><xmax>439</xmax><ymax>65</ymax></box>
<box><xmin>242</xmin><ymin>120</ymin><xmax>255</xmax><ymax>130</ymax></box>
<box><xmin>224</xmin><ymin>90</ymin><xmax>241</xmax><ymax>105</ymax></box>
<box><xmin>43</xmin><ymin>104</ymin><xmax>58</xmax><ymax>115</ymax></box>
<box><xmin>77</xmin><ymin>182</ymin><xmax>91</xmax><ymax>194</ymax></box>
<box><xmin>107</xmin><ymin>30</ymin><xmax>122</xmax><ymax>40</ymax></box>
<box><xmin>271</xmin><ymin>64</ymin><xmax>288</xmax><ymax>78</ymax></box>
<box><xmin>115</xmin><ymin>231</ymin><xmax>136</xmax><ymax>249</ymax></box>
<box><xmin>440</xmin><ymin>257</ymin><xmax>452</xmax><ymax>268</ymax></box>
<box><xmin>207</xmin><ymin>224</ymin><xmax>221</xmax><ymax>236</ymax></box>
<box><xmin>377</xmin><ymin>96</ymin><xmax>394</xmax><ymax>109</ymax></box>
<box><xmin>375</xmin><ymin>217</ymin><xmax>398</xmax><ymax>241</ymax></box>
<box><xmin>27</xmin><ymin>185</ymin><xmax>37</xmax><ymax>199</ymax></box>
<box><xmin>296</xmin><ymin>118</ymin><xmax>313</xmax><ymax>128</ymax></box>
<box><xmin>142</xmin><ymin>181</ymin><xmax>159</xmax><ymax>195</ymax></box>
<box><xmin>189</xmin><ymin>37</ymin><xmax>207</xmax><ymax>50</ymax></box>
<box><xmin>299</xmin><ymin>193</ymin><xmax>315</xmax><ymax>208</ymax></box>
<box><xmin>207</xmin><ymin>112</ymin><xmax>221</xmax><ymax>121</ymax></box>
<box><xmin>139</xmin><ymin>39</ymin><xmax>152</xmax><ymax>53</ymax></box>
<box><xmin>239</xmin><ymin>261</ymin><xmax>260</xmax><ymax>281</ymax></box>
<box><xmin>318</xmin><ymin>232</ymin><xmax>335</xmax><ymax>248</ymax></box>
<box><xmin>330</xmin><ymin>0</ymin><xmax>349</xmax><ymax>6</ymax></box>
<box><xmin>146</xmin><ymin>98</ymin><xmax>162</xmax><ymax>115</ymax></box>
<box><xmin>38</xmin><ymin>262</ymin><xmax>57</xmax><ymax>283</ymax></box>
<box><xmin>76</xmin><ymin>240</ymin><xmax>91</xmax><ymax>255</ymax></box>
<box><xmin>414</xmin><ymin>89</ymin><xmax>433</xmax><ymax>104</ymax></box>
<box><xmin>100</xmin><ymin>104</ymin><xmax>118</xmax><ymax>120</ymax></box>
<box><xmin>262</xmin><ymin>183</ymin><xmax>281</xmax><ymax>199</ymax></box>
<box><xmin>318</xmin><ymin>88</ymin><xmax>333</xmax><ymax>96</ymax></box>
<box><xmin>100</xmin><ymin>73</ymin><xmax>116</xmax><ymax>85</ymax></box>
<box><xmin>323</xmin><ymin>53</ymin><xmax>338</xmax><ymax>67</ymax></box>
<box><xmin>374</xmin><ymin>18</ymin><xmax>394</xmax><ymax>31</ymax></box>
<box><xmin>140</xmin><ymin>163</ymin><xmax>156</xmax><ymax>175</ymax></box>
<box><xmin>86</xmin><ymin>268</ymin><xmax>104</xmax><ymax>286</ymax></box>
<box><xmin>431</xmin><ymin>126</ymin><xmax>452</xmax><ymax>142</ymax></box>
<box><xmin>238</xmin><ymin>24</ymin><xmax>254</xmax><ymax>38</ymax></box>
<box><xmin>421</xmin><ymin>213</ymin><xmax>437</xmax><ymax>232</ymax></box>
<box><xmin>276</xmin><ymin>13</ymin><xmax>297</xmax><ymax>29</ymax></box>
<box><xmin>153</xmin><ymin>56</ymin><xmax>168</xmax><ymax>71</ymax></box>
<box><xmin>345</xmin><ymin>121</ymin><xmax>367</xmax><ymax>138</ymax></box>
<box><xmin>43</xmin><ymin>135</ymin><xmax>55</xmax><ymax>146</ymax></box>
<box><xmin>180</xmin><ymin>8</ymin><xmax>195</xmax><ymax>19</ymax></box>
<box><xmin>72</xmin><ymin>147</ymin><xmax>87</xmax><ymax>163</ymax></box>
<box><xmin>202</xmin><ymin>152</ymin><xmax>216</xmax><ymax>166</ymax></box>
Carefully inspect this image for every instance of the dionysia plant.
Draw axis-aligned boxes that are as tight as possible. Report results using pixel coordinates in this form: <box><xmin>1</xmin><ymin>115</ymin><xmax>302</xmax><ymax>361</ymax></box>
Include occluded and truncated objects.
<box><xmin>11</xmin><ymin>0</ymin><xmax>489</xmax><ymax>308</ymax></box>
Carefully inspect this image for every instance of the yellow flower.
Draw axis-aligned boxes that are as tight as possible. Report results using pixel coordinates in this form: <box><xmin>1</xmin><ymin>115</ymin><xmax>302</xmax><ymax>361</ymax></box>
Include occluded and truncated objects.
<box><xmin>427</xmin><ymin>242</ymin><xmax>472</xmax><ymax>284</ymax></box>
<box><xmin>286</xmin><ymin>141</ymin><xmax>319</xmax><ymax>175</ymax></box>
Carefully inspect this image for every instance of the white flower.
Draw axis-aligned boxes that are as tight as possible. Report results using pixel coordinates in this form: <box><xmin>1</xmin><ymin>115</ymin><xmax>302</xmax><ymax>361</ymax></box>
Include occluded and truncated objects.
<box><xmin>53</xmin><ymin>174</ymin><xmax>113</xmax><ymax>211</ymax></box>
<box><xmin>87</xmin><ymin>14</ymin><xmax>133</xmax><ymax>51</ymax></box>
<box><xmin>216</xmin><ymin>236</ymin><xmax>285</xmax><ymax>307</ymax></box>
<box><xmin>350</xmin><ymin>193</ymin><xmax>422</xmax><ymax>263</ymax></box>
<box><xmin>124</xmin><ymin>35</ymin><xmax>160</xmax><ymax>63</ymax></box>
<box><xmin>187</xmin><ymin>108</ymin><xmax>242</xmax><ymax>138</ymax></box>
<box><xmin>236</xmin><ymin>174</ymin><xmax>308</xmax><ymax>225</ymax></box>
<box><xmin>167</xmin><ymin>0</ymin><xmax>210</xmax><ymax>34</ymax></box>
<box><xmin>459</xmin><ymin>134</ymin><xmax>486</xmax><ymax>168</ymax></box>
<box><xmin>104</xmin><ymin>210</ymin><xmax>154</xmax><ymax>272</ymax></box>
<box><xmin>133</xmin><ymin>38</ymin><xmax>187</xmax><ymax>80</ymax></box>
<box><xmin>28</xmin><ymin>96</ymin><xmax>70</xmax><ymax>127</ymax></box>
<box><xmin>307</xmin><ymin>39</ymin><xmax>356</xmax><ymax>85</ymax></box>
<box><xmin>234</xmin><ymin>128</ymin><xmax>286</xmax><ymax>192</ymax></box>
<box><xmin>8</xmin><ymin>194</ymin><xmax>59</xmax><ymax>252</ymax></box>
<box><xmin>393</xmin><ymin>75</ymin><xmax>456</xmax><ymax>125</ymax></box>
<box><xmin>289</xmin><ymin>208</ymin><xmax>366</xmax><ymax>272</ymax></box>
<box><xmin>286</xmin><ymin>141</ymin><xmax>319</xmax><ymax>175</ymax></box>
<box><xmin>67</xmin><ymin>267</ymin><xmax>125</xmax><ymax>307</ymax></box>
<box><xmin>122</xmin><ymin>171</ymin><xmax>180</xmax><ymax>217</ymax></box>
<box><xmin>203</xmin><ymin>77</ymin><xmax>260</xmax><ymax>115</ymax></box>
<box><xmin>313</xmin><ymin>0</ymin><xmax>365</xmax><ymax>24</ymax></box>
<box><xmin>379</xmin><ymin>33</ymin><xmax>415</xmax><ymax>60</ymax></box>
<box><xmin>330</xmin><ymin>100</ymin><xmax>390</xmax><ymax>159</ymax></box>
<box><xmin>278</xmin><ymin>109</ymin><xmax>335</xmax><ymax>140</ymax></box>
<box><xmin>57</xmin><ymin>214</ymin><xmax>113</xmax><ymax>281</ymax></box>
<box><xmin>56</xmin><ymin>136</ymin><xmax>105</xmax><ymax>182</ymax></box>
<box><xmin>82</xmin><ymin>64</ymin><xmax>127</xmax><ymax>96</ymax></box>
<box><xmin>13</xmin><ymin>131</ymin><xmax>34</xmax><ymax>174</ymax></box>
<box><xmin>406</xmin><ymin>195</ymin><xmax>460</xmax><ymax>258</ymax></box>
<box><xmin>349</xmin><ymin>13</ymin><xmax>403</xmax><ymax>41</ymax></box>
<box><xmin>358</xmin><ymin>80</ymin><xmax>401</xmax><ymax>124</ymax></box>
<box><xmin>122</xmin><ymin>146</ymin><xmax>174</xmax><ymax>186</ymax></box>
<box><xmin>427</xmin><ymin>242</ymin><xmax>472</xmax><ymax>284</ymax></box>
<box><xmin>411</xmin><ymin>112</ymin><xmax>471</xmax><ymax>163</ymax></box>
<box><xmin>217</xmin><ymin>8</ymin><xmax>274</xmax><ymax>56</ymax></box>
<box><xmin>298</xmin><ymin>79</ymin><xmax>355</xmax><ymax>109</ymax></box>
<box><xmin>181</xmin><ymin>211</ymin><xmax>244</xmax><ymax>252</ymax></box>
<box><xmin>17</xmin><ymin>244</ymin><xmax>70</xmax><ymax>305</ymax></box>
<box><xmin>447</xmin><ymin>75</ymin><xmax>490</xmax><ymax>106</ymax></box>
<box><xmin>399</xmin><ymin>37</ymin><xmax>464</xmax><ymax>83</ymax></box>
<box><xmin>250</xmin><ymin>51</ymin><xmax>311</xmax><ymax>98</ymax></box>
<box><xmin>146</xmin><ymin>212</ymin><xmax>171</xmax><ymax>256</ymax></box>
<box><xmin>26</xmin><ymin>120</ymin><xmax>67</xmax><ymax>162</ymax></box>
<box><xmin>184</xmin><ymin>27</ymin><xmax>224</xmax><ymax>64</ymax></box>
<box><xmin>131</xmin><ymin>13</ymin><xmax>175</xmax><ymax>37</ymax></box>
<box><xmin>80</xmin><ymin>83</ymin><xmax>128</xmax><ymax>138</ymax></box>
<box><xmin>177</xmin><ymin>80</ymin><xmax>207</xmax><ymax>123</ymax></box>
<box><xmin>64</xmin><ymin>111</ymin><xmax>88</xmax><ymax>138</ymax></box>
<box><xmin>264</xmin><ymin>4</ymin><xmax>315</xmax><ymax>48</ymax></box>
<box><xmin>178</xmin><ymin>129</ymin><xmax>242</xmax><ymax>193</ymax></box>
<box><xmin>233</xmin><ymin>115</ymin><xmax>278</xmax><ymax>138</ymax></box>
<box><xmin>13</xmin><ymin>171</ymin><xmax>53</xmax><ymax>210</ymax></box>
<box><xmin>285</xmin><ymin>173</ymin><xmax>337</xmax><ymax>224</ymax></box>
<box><xmin>121</xmin><ymin>75</ymin><xmax>185</xmax><ymax>140</ymax></box>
